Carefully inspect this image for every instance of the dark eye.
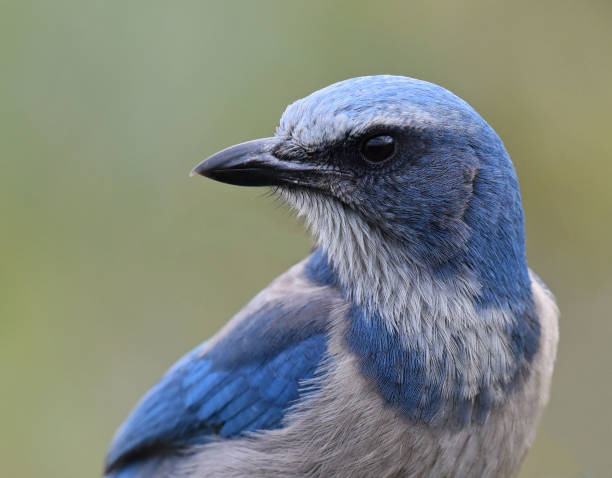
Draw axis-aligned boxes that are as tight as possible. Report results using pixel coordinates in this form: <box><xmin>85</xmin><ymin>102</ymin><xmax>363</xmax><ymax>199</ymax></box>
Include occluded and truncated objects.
<box><xmin>361</xmin><ymin>135</ymin><xmax>396</xmax><ymax>163</ymax></box>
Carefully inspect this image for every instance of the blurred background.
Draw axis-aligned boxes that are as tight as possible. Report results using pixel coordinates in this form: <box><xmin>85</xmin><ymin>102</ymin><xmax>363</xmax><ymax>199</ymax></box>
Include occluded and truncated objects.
<box><xmin>1</xmin><ymin>1</ymin><xmax>610</xmax><ymax>477</ymax></box>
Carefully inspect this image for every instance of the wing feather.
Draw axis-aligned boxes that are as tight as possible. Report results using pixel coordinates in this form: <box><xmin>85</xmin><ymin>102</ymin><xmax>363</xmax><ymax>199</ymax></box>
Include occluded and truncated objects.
<box><xmin>105</xmin><ymin>259</ymin><xmax>340</xmax><ymax>475</ymax></box>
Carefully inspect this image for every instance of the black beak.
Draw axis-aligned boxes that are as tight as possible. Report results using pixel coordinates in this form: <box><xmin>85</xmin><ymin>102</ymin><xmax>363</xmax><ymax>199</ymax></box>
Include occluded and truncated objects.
<box><xmin>191</xmin><ymin>137</ymin><xmax>317</xmax><ymax>187</ymax></box>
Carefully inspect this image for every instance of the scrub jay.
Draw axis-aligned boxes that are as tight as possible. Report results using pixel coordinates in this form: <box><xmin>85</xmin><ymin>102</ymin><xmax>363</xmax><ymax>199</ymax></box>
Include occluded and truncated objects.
<box><xmin>104</xmin><ymin>75</ymin><xmax>558</xmax><ymax>478</ymax></box>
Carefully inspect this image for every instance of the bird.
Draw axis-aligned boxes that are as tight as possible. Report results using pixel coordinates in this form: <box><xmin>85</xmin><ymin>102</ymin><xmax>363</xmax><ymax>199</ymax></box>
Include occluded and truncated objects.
<box><xmin>104</xmin><ymin>75</ymin><xmax>559</xmax><ymax>478</ymax></box>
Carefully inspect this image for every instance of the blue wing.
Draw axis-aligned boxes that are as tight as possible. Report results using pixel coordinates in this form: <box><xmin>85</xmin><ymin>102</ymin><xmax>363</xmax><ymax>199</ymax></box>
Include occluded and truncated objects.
<box><xmin>104</xmin><ymin>259</ymin><xmax>337</xmax><ymax>475</ymax></box>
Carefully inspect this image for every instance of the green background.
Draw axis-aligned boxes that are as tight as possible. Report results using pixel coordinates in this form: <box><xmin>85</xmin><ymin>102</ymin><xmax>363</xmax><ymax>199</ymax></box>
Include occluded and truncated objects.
<box><xmin>2</xmin><ymin>1</ymin><xmax>610</xmax><ymax>476</ymax></box>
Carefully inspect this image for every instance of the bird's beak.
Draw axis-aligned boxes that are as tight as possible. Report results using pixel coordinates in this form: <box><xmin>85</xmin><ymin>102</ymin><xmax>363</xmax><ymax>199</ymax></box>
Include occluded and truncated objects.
<box><xmin>191</xmin><ymin>137</ymin><xmax>317</xmax><ymax>187</ymax></box>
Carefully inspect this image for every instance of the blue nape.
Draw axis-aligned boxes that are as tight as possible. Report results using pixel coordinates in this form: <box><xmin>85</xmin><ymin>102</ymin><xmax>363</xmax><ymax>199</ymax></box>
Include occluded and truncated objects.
<box><xmin>105</xmin><ymin>300</ymin><xmax>329</xmax><ymax>474</ymax></box>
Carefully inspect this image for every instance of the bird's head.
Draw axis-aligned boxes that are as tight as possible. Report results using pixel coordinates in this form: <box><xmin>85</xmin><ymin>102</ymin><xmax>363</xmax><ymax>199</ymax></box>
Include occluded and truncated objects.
<box><xmin>193</xmin><ymin>76</ymin><xmax>528</xmax><ymax>306</ymax></box>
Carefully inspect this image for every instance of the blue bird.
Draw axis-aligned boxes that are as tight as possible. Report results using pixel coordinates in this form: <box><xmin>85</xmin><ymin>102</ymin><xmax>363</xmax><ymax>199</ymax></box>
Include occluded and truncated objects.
<box><xmin>104</xmin><ymin>76</ymin><xmax>558</xmax><ymax>478</ymax></box>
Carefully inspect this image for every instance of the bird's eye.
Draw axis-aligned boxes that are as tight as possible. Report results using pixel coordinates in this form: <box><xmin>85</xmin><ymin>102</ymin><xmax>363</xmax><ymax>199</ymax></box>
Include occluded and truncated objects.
<box><xmin>361</xmin><ymin>135</ymin><xmax>396</xmax><ymax>163</ymax></box>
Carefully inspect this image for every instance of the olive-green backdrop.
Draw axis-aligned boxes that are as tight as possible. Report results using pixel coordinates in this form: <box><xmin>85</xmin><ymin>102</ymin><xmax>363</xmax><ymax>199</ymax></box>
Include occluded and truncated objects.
<box><xmin>2</xmin><ymin>1</ymin><xmax>610</xmax><ymax>476</ymax></box>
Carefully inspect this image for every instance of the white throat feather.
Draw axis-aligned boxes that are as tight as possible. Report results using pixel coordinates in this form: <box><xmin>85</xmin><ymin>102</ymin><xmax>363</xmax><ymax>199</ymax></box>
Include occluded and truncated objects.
<box><xmin>279</xmin><ymin>188</ymin><xmax>533</xmax><ymax>411</ymax></box>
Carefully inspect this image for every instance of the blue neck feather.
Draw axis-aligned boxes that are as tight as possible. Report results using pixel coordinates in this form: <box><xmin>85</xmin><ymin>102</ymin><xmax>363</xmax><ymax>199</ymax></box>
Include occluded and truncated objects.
<box><xmin>304</xmin><ymin>166</ymin><xmax>540</xmax><ymax>425</ymax></box>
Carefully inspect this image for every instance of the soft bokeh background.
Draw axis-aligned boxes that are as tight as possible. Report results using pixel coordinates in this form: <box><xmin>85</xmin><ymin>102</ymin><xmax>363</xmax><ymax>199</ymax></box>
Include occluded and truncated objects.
<box><xmin>2</xmin><ymin>1</ymin><xmax>611</xmax><ymax>476</ymax></box>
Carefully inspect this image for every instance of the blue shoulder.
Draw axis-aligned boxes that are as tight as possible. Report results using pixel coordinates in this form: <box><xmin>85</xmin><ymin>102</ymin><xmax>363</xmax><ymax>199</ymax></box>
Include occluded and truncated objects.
<box><xmin>105</xmin><ymin>259</ymin><xmax>339</xmax><ymax>475</ymax></box>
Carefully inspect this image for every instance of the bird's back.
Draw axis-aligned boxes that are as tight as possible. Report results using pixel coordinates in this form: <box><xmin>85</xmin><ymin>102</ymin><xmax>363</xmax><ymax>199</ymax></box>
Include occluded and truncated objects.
<box><xmin>105</xmin><ymin>258</ymin><xmax>346</xmax><ymax>477</ymax></box>
<box><xmin>106</xmin><ymin>255</ymin><xmax>558</xmax><ymax>478</ymax></box>
<box><xmin>166</xmin><ymin>269</ymin><xmax>559</xmax><ymax>478</ymax></box>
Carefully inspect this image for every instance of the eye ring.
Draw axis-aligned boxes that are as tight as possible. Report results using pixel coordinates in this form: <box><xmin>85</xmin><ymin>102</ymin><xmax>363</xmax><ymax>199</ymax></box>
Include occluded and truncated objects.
<box><xmin>361</xmin><ymin>135</ymin><xmax>396</xmax><ymax>163</ymax></box>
